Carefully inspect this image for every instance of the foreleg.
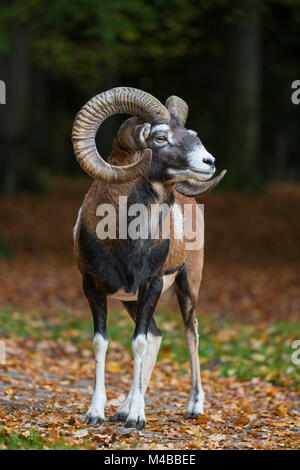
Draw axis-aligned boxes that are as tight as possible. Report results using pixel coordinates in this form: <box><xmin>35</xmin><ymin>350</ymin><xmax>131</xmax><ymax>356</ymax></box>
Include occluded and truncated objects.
<box><xmin>83</xmin><ymin>274</ymin><xmax>108</xmax><ymax>425</ymax></box>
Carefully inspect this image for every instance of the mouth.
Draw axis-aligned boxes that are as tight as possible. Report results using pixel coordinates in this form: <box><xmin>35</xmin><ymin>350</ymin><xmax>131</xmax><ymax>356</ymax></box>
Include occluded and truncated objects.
<box><xmin>189</xmin><ymin>167</ymin><xmax>216</xmax><ymax>180</ymax></box>
<box><xmin>175</xmin><ymin>169</ymin><xmax>227</xmax><ymax>197</ymax></box>
<box><xmin>166</xmin><ymin>166</ymin><xmax>216</xmax><ymax>185</ymax></box>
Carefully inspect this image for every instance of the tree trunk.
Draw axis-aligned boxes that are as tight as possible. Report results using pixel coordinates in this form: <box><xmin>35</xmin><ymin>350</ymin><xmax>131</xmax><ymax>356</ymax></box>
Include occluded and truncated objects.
<box><xmin>226</xmin><ymin>1</ymin><xmax>262</xmax><ymax>190</ymax></box>
<box><xmin>0</xmin><ymin>31</ymin><xmax>48</xmax><ymax>194</ymax></box>
<box><xmin>0</xmin><ymin>31</ymin><xmax>29</xmax><ymax>193</ymax></box>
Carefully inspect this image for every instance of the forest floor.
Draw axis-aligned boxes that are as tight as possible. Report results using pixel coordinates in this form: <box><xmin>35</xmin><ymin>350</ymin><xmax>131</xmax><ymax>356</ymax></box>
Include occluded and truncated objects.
<box><xmin>0</xmin><ymin>178</ymin><xmax>299</xmax><ymax>450</ymax></box>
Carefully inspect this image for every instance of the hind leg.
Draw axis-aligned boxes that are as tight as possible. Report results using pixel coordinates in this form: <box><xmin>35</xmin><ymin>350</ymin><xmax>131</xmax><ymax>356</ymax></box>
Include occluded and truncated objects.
<box><xmin>111</xmin><ymin>300</ymin><xmax>162</xmax><ymax>423</ymax></box>
<box><xmin>124</xmin><ymin>300</ymin><xmax>162</xmax><ymax>393</ymax></box>
<box><xmin>125</xmin><ymin>277</ymin><xmax>163</xmax><ymax>428</ymax></box>
<box><xmin>175</xmin><ymin>264</ymin><xmax>205</xmax><ymax>418</ymax></box>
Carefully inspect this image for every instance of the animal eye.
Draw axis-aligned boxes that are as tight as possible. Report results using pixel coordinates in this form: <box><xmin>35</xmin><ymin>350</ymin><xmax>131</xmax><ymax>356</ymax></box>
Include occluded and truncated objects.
<box><xmin>155</xmin><ymin>135</ymin><xmax>167</xmax><ymax>143</ymax></box>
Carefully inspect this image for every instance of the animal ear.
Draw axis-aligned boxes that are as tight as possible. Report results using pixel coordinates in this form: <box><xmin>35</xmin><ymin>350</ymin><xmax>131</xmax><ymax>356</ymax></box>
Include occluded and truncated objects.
<box><xmin>165</xmin><ymin>96</ymin><xmax>189</xmax><ymax>126</ymax></box>
<box><xmin>175</xmin><ymin>170</ymin><xmax>227</xmax><ymax>198</ymax></box>
<box><xmin>135</xmin><ymin>123</ymin><xmax>151</xmax><ymax>147</ymax></box>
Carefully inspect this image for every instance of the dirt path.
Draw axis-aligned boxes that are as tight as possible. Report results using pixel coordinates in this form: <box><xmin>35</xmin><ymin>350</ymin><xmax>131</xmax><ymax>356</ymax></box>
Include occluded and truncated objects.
<box><xmin>1</xmin><ymin>336</ymin><xmax>299</xmax><ymax>450</ymax></box>
<box><xmin>0</xmin><ymin>180</ymin><xmax>300</xmax><ymax>449</ymax></box>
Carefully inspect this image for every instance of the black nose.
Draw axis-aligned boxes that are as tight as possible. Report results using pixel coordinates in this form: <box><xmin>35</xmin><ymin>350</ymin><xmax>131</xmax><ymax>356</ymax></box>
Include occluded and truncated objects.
<box><xmin>203</xmin><ymin>156</ymin><xmax>215</xmax><ymax>168</ymax></box>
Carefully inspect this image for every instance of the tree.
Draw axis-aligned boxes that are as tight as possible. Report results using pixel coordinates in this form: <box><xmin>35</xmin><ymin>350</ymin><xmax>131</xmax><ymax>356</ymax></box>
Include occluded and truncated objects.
<box><xmin>226</xmin><ymin>1</ymin><xmax>263</xmax><ymax>190</ymax></box>
<box><xmin>0</xmin><ymin>0</ymin><xmax>300</xmax><ymax>192</ymax></box>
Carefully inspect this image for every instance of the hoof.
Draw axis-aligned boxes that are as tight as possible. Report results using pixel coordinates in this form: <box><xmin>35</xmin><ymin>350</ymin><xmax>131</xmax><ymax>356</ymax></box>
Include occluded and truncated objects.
<box><xmin>125</xmin><ymin>418</ymin><xmax>146</xmax><ymax>430</ymax></box>
<box><xmin>109</xmin><ymin>412</ymin><xmax>127</xmax><ymax>423</ymax></box>
<box><xmin>85</xmin><ymin>414</ymin><xmax>105</xmax><ymax>425</ymax></box>
<box><xmin>184</xmin><ymin>411</ymin><xmax>199</xmax><ymax>420</ymax></box>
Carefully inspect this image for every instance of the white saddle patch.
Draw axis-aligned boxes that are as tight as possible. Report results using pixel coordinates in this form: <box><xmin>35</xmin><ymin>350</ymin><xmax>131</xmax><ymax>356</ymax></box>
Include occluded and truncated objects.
<box><xmin>73</xmin><ymin>206</ymin><xmax>82</xmax><ymax>242</ymax></box>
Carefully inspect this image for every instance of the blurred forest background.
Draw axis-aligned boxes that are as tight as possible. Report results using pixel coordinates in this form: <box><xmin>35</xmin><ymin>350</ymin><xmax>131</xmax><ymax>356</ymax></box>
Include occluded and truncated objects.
<box><xmin>0</xmin><ymin>0</ymin><xmax>300</xmax><ymax>317</ymax></box>
<box><xmin>0</xmin><ymin>0</ymin><xmax>300</xmax><ymax>450</ymax></box>
<box><xmin>0</xmin><ymin>0</ymin><xmax>300</xmax><ymax>193</ymax></box>
<box><xmin>0</xmin><ymin>0</ymin><xmax>299</xmax><ymax>318</ymax></box>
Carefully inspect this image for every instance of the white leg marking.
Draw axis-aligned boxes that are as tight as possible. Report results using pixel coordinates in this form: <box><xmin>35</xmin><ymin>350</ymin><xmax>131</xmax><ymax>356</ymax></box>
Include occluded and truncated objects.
<box><xmin>115</xmin><ymin>333</ymin><xmax>161</xmax><ymax>424</ymax></box>
<box><xmin>125</xmin><ymin>334</ymin><xmax>147</xmax><ymax>428</ymax></box>
<box><xmin>114</xmin><ymin>390</ymin><xmax>132</xmax><ymax>419</ymax></box>
<box><xmin>142</xmin><ymin>333</ymin><xmax>162</xmax><ymax>392</ymax></box>
<box><xmin>86</xmin><ymin>333</ymin><xmax>108</xmax><ymax>423</ymax></box>
<box><xmin>185</xmin><ymin>327</ymin><xmax>205</xmax><ymax>416</ymax></box>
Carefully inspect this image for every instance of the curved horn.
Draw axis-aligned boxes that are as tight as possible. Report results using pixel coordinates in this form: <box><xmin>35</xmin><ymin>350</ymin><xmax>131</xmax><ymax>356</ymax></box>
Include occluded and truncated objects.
<box><xmin>72</xmin><ymin>87</ymin><xmax>170</xmax><ymax>183</ymax></box>
<box><xmin>175</xmin><ymin>170</ymin><xmax>227</xmax><ymax>197</ymax></box>
<box><xmin>165</xmin><ymin>95</ymin><xmax>189</xmax><ymax>125</ymax></box>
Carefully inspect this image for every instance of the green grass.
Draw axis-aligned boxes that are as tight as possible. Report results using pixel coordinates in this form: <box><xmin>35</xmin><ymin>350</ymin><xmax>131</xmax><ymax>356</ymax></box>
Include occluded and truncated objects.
<box><xmin>0</xmin><ymin>429</ymin><xmax>84</xmax><ymax>450</ymax></box>
<box><xmin>0</xmin><ymin>307</ymin><xmax>299</xmax><ymax>387</ymax></box>
<box><xmin>0</xmin><ymin>307</ymin><xmax>92</xmax><ymax>344</ymax></box>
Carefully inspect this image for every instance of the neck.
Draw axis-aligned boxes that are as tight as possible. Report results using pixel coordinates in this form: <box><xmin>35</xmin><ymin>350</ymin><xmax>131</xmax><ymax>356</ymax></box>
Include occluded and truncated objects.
<box><xmin>108</xmin><ymin>139</ymin><xmax>140</xmax><ymax>166</ymax></box>
<box><xmin>108</xmin><ymin>140</ymin><xmax>176</xmax><ymax>202</ymax></box>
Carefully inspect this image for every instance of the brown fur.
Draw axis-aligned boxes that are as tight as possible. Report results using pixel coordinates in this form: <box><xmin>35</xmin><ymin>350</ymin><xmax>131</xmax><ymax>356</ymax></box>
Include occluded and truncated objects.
<box><xmin>72</xmin><ymin>99</ymin><xmax>212</xmax><ymax>428</ymax></box>
<box><xmin>74</xmin><ymin>122</ymin><xmax>204</xmax><ymax>299</ymax></box>
<box><xmin>74</xmin><ymin>175</ymin><xmax>203</xmax><ymax>299</ymax></box>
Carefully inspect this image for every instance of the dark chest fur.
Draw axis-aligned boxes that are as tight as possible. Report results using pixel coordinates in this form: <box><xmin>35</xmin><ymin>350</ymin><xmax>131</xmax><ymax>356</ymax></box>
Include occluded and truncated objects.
<box><xmin>78</xmin><ymin>182</ymin><xmax>174</xmax><ymax>295</ymax></box>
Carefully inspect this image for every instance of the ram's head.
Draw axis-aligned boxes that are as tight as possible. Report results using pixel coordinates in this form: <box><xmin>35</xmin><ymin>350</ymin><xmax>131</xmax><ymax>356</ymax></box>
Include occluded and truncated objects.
<box><xmin>72</xmin><ymin>87</ymin><xmax>226</xmax><ymax>196</ymax></box>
